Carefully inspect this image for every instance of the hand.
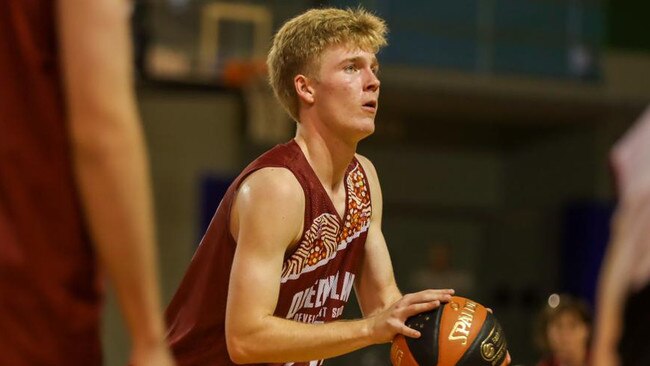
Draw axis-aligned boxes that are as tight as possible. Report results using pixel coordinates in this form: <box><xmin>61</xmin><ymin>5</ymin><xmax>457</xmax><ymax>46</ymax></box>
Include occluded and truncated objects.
<box><xmin>367</xmin><ymin>289</ymin><xmax>454</xmax><ymax>344</ymax></box>
<box><xmin>130</xmin><ymin>341</ymin><xmax>176</xmax><ymax>366</ymax></box>
<box><xmin>500</xmin><ymin>352</ymin><xmax>511</xmax><ymax>366</ymax></box>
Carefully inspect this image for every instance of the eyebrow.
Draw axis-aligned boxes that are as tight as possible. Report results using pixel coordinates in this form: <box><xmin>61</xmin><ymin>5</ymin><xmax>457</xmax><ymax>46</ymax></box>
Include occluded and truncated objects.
<box><xmin>339</xmin><ymin>56</ymin><xmax>379</xmax><ymax>67</ymax></box>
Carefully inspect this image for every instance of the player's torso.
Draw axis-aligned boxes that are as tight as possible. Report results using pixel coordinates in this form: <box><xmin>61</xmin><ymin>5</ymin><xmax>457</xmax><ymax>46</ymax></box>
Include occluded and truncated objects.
<box><xmin>269</xmin><ymin>142</ymin><xmax>372</xmax><ymax>366</ymax></box>
<box><xmin>274</xmin><ymin>152</ymin><xmax>372</xmax><ymax>323</ymax></box>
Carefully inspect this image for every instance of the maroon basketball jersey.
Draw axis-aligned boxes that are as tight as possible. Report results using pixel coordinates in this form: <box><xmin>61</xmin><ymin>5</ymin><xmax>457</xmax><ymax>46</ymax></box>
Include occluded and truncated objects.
<box><xmin>166</xmin><ymin>140</ymin><xmax>373</xmax><ymax>365</ymax></box>
<box><xmin>0</xmin><ymin>2</ymin><xmax>102</xmax><ymax>365</ymax></box>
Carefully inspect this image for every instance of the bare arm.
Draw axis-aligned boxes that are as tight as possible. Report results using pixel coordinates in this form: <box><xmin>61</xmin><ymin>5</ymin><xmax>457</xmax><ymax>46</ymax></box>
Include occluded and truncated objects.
<box><xmin>57</xmin><ymin>0</ymin><xmax>173</xmax><ymax>364</ymax></box>
<box><xmin>225</xmin><ymin>168</ymin><xmax>444</xmax><ymax>364</ymax></box>
<box><xmin>593</xmin><ymin>107</ymin><xmax>650</xmax><ymax>366</ymax></box>
<box><xmin>593</xmin><ymin>218</ymin><xmax>628</xmax><ymax>366</ymax></box>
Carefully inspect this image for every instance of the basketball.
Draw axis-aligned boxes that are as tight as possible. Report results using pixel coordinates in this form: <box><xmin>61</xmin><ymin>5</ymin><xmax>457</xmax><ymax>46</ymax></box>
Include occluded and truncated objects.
<box><xmin>390</xmin><ymin>296</ymin><xmax>508</xmax><ymax>366</ymax></box>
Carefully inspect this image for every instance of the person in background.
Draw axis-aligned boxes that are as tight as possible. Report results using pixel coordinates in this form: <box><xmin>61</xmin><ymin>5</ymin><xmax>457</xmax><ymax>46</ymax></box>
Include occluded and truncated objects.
<box><xmin>0</xmin><ymin>1</ymin><xmax>175</xmax><ymax>364</ymax></box>
<box><xmin>535</xmin><ymin>294</ymin><xmax>591</xmax><ymax>366</ymax></box>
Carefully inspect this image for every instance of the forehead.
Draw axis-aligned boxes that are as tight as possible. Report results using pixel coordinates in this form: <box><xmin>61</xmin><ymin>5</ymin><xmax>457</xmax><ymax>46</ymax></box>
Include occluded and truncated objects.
<box><xmin>319</xmin><ymin>44</ymin><xmax>378</xmax><ymax>65</ymax></box>
<box><xmin>549</xmin><ymin>310</ymin><xmax>585</xmax><ymax>326</ymax></box>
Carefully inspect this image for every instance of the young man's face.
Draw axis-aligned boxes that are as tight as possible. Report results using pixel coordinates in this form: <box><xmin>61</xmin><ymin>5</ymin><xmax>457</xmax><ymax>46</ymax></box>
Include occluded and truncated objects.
<box><xmin>546</xmin><ymin>311</ymin><xmax>589</xmax><ymax>361</ymax></box>
<box><xmin>309</xmin><ymin>44</ymin><xmax>380</xmax><ymax>142</ymax></box>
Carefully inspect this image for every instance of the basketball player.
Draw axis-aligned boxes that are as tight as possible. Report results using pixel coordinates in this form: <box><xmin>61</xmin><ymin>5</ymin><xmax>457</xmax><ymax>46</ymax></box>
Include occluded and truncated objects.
<box><xmin>0</xmin><ymin>1</ymin><xmax>174</xmax><ymax>365</ymax></box>
<box><xmin>165</xmin><ymin>8</ymin><xmax>456</xmax><ymax>365</ymax></box>
<box><xmin>593</xmin><ymin>106</ymin><xmax>650</xmax><ymax>366</ymax></box>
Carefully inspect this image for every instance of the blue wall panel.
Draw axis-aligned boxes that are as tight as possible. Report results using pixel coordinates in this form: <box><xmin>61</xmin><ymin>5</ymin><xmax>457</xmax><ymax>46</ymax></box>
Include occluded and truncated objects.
<box><xmin>328</xmin><ymin>0</ymin><xmax>603</xmax><ymax>80</ymax></box>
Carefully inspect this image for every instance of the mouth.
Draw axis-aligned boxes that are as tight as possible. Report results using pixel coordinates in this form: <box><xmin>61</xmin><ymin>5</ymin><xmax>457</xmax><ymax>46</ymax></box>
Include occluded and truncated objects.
<box><xmin>362</xmin><ymin>100</ymin><xmax>378</xmax><ymax>112</ymax></box>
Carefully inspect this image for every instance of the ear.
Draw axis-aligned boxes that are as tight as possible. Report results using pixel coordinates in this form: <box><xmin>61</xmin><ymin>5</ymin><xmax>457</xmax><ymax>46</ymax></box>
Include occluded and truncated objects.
<box><xmin>294</xmin><ymin>74</ymin><xmax>315</xmax><ymax>105</ymax></box>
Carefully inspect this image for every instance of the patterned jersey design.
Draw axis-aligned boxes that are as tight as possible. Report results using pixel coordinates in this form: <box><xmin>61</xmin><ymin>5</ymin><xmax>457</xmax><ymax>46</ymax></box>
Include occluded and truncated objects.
<box><xmin>281</xmin><ymin>162</ymin><xmax>371</xmax><ymax>283</ymax></box>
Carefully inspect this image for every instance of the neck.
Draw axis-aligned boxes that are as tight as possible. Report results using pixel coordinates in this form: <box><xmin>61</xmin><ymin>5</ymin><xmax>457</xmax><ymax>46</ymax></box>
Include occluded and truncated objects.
<box><xmin>558</xmin><ymin>350</ymin><xmax>586</xmax><ymax>366</ymax></box>
<box><xmin>294</xmin><ymin>123</ymin><xmax>357</xmax><ymax>191</ymax></box>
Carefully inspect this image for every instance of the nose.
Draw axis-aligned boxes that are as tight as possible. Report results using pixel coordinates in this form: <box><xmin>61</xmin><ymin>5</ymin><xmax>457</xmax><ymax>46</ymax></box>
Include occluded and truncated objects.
<box><xmin>364</xmin><ymin>68</ymin><xmax>380</xmax><ymax>92</ymax></box>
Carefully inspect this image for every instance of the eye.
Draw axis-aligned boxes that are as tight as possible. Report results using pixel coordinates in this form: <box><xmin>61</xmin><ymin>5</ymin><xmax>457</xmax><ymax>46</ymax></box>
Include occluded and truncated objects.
<box><xmin>371</xmin><ymin>66</ymin><xmax>380</xmax><ymax>76</ymax></box>
<box><xmin>344</xmin><ymin>64</ymin><xmax>358</xmax><ymax>73</ymax></box>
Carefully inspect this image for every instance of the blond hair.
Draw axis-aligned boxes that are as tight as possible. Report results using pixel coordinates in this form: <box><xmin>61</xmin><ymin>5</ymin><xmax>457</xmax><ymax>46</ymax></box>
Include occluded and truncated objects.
<box><xmin>267</xmin><ymin>7</ymin><xmax>388</xmax><ymax>122</ymax></box>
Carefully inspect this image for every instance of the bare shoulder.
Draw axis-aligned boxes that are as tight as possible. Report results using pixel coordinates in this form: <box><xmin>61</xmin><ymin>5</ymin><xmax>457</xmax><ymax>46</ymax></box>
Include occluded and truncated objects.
<box><xmin>230</xmin><ymin>167</ymin><xmax>305</xmax><ymax>245</ymax></box>
<box><xmin>236</xmin><ymin>167</ymin><xmax>304</xmax><ymax>211</ymax></box>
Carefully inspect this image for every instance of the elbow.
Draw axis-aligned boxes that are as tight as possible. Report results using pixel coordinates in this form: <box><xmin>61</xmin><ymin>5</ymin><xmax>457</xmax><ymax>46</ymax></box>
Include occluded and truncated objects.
<box><xmin>226</xmin><ymin>332</ymin><xmax>259</xmax><ymax>364</ymax></box>
<box><xmin>225</xmin><ymin>334</ymin><xmax>246</xmax><ymax>364</ymax></box>
<box><xmin>226</xmin><ymin>313</ymin><xmax>274</xmax><ymax>364</ymax></box>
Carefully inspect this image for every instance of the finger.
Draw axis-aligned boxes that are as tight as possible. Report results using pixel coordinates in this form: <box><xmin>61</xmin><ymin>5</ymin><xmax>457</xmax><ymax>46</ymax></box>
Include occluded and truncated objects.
<box><xmin>411</xmin><ymin>289</ymin><xmax>454</xmax><ymax>297</ymax></box>
<box><xmin>421</xmin><ymin>288</ymin><xmax>455</xmax><ymax>296</ymax></box>
<box><xmin>400</xmin><ymin>323</ymin><xmax>421</xmax><ymax>339</ymax></box>
<box><xmin>402</xmin><ymin>290</ymin><xmax>453</xmax><ymax>305</ymax></box>
<box><xmin>499</xmin><ymin>352</ymin><xmax>511</xmax><ymax>366</ymax></box>
<box><xmin>401</xmin><ymin>300</ymin><xmax>440</xmax><ymax>318</ymax></box>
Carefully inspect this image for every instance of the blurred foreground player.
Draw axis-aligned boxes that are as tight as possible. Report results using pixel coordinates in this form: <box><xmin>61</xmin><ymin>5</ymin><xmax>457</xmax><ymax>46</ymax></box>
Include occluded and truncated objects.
<box><xmin>165</xmin><ymin>7</ymin><xmax>456</xmax><ymax>366</ymax></box>
<box><xmin>593</xmin><ymin>106</ymin><xmax>650</xmax><ymax>366</ymax></box>
<box><xmin>0</xmin><ymin>1</ymin><xmax>174</xmax><ymax>365</ymax></box>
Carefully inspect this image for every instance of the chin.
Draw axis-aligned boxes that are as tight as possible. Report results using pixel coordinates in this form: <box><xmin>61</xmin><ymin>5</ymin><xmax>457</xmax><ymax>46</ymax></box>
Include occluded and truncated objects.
<box><xmin>354</xmin><ymin>121</ymin><xmax>375</xmax><ymax>140</ymax></box>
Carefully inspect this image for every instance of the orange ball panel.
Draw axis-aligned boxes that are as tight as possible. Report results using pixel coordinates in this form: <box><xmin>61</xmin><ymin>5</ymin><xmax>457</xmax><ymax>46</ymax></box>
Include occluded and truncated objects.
<box><xmin>391</xmin><ymin>335</ymin><xmax>420</xmax><ymax>366</ymax></box>
<box><xmin>437</xmin><ymin>296</ymin><xmax>489</xmax><ymax>366</ymax></box>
